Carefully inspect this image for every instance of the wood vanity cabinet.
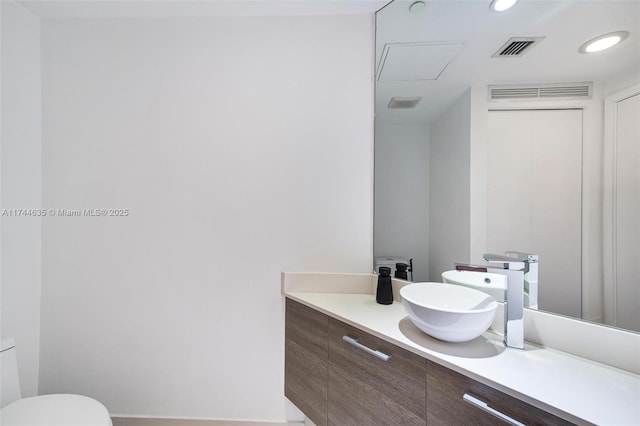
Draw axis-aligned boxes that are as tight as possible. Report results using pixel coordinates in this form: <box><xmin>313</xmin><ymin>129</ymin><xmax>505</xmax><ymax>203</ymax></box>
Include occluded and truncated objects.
<box><xmin>426</xmin><ymin>361</ymin><xmax>574</xmax><ymax>426</ymax></box>
<box><xmin>285</xmin><ymin>299</ymin><xmax>425</xmax><ymax>425</ymax></box>
<box><xmin>285</xmin><ymin>298</ymin><xmax>575</xmax><ymax>426</ymax></box>
<box><xmin>285</xmin><ymin>298</ymin><xmax>328</xmax><ymax>426</ymax></box>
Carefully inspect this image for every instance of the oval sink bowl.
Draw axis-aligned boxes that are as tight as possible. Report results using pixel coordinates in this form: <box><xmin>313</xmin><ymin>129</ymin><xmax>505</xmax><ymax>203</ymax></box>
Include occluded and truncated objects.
<box><xmin>441</xmin><ymin>270</ymin><xmax>507</xmax><ymax>302</ymax></box>
<box><xmin>400</xmin><ymin>282</ymin><xmax>498</xmax><ymax>342</ymax></box>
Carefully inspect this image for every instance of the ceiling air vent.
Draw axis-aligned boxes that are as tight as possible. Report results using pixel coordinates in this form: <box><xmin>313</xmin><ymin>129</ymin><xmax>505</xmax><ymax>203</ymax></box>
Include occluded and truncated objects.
<box><xmin>388</xmin><ymin>97</ymin><xmax>422</xmax><ymax>109</ymax></box>
<box><xmin>492</xmin><ymin>37</ymin><xmax>544</xmax><ymax>57</ymax></box>
<box><xmin>488</xmin><ymin>82</ymin><xmax>593</xmax><ymax>102</ymax></box>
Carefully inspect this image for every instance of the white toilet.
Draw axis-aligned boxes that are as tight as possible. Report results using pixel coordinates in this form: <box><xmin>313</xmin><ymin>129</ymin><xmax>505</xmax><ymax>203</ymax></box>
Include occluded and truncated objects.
<box><xmin>0</xmin><ymin>338</ymin><xmax>112</xmax><ymax>426</ymax></box>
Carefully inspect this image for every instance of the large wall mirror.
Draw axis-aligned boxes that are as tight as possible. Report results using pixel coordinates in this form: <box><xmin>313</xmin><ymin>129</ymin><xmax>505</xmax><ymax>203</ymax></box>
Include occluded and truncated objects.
<box><xmin>373</xmin><ymin>0</ymin><xmax>639</xmax><ymax>333</ymax></box>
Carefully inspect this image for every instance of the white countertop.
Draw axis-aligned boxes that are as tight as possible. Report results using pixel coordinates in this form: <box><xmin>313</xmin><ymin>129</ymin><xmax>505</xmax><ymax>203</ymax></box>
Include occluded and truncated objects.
<box><xmin>286</xmin><ymin>291</ymin><xmax>640</xmax><ymax>426</ymax></box>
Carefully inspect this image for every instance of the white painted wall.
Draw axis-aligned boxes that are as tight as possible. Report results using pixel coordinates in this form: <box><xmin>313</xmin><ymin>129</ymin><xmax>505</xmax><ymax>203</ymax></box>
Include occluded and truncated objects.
<box><xmin>469</xmin><ymin>84</ymin><xmax>488</xmax><ymax>266</ymax></box>
<box><xmin>612</xmin><ymin>91</ymin><xmax>640</xmax><ymax>331</ymax></box>
<box><xmin>428</xmin><ymin>90</ymin><xmax>471</xmax><ymax>281</ymax></box>
<box><xmin>581</xmin><ymin>84</ymin><xmax>606</xmax><ymax>323</ymax></box>
<box><xmin>39</xmin><ymin>16</ymin><xmax>374</xmax><ymax>420</ymax></box>
<box><xmin>374</xmin><ymin>124</ymin><xmax>429</xmax><ymax>281</ymax></box>
<box><xmin>603</xmin><ymin>67</ymin><xmax>640</xmax><ymax>97</ymax></box>
<box><xmin>0</xmin><ymin>0</ymin><xmax>42</xmax><ymax>399</ymax></box>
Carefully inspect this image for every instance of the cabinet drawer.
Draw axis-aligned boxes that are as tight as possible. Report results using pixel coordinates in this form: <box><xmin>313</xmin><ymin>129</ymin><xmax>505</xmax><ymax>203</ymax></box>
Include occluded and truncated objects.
<box><xmin>328</xmin><ymin>318</ymin><xmax>426</xmax><ymax>425</ymax></box>
<box><xmin>426</xmin><ymin>360</ymin><xmax>574</xmax><ymax>426</ymax></box>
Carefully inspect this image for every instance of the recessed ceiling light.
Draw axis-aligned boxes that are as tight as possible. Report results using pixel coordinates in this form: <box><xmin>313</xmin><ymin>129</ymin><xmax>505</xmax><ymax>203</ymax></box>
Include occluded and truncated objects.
<box><xmin>490</xmin><ymin>0</ymin><xmax>518</xmax><ymax>12</ymax></box>
<box><xmin>409</xmin><ymin>1</ymin><xmax>426</xmax><ymax>13</ymax></box>
<box><xmin>579</xmin><ymin>31</ymin><xmax>630</xmax><ymax>53</ymax></box>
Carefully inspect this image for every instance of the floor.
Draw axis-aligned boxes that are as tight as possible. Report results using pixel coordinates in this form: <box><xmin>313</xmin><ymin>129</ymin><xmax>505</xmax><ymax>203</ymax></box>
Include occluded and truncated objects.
<box><xmin>112</xmin><ymin>419</ymin><xmax>299</xmax><ymax>426</ymax></box>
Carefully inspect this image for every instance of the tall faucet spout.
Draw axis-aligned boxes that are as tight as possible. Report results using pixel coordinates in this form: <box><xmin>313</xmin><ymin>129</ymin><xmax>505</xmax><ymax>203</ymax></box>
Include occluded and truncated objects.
<box><xmin>481</xmin><ymin>254</ymin><xmax>526</xmax><ymax>350</ymax></box>
<box><xmin>505</xmin><ymin>251</ymin><xmax>539</xmax><ymax>310</ymax></box>
<box><xmin>498</xmin><ymin>267</ymin><xmax>525</xmax><ymax>349</ymax></box>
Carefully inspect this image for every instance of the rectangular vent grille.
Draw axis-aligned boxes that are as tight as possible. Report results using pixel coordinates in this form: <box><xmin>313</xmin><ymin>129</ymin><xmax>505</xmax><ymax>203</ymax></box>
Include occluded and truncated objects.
<box><xmin>500</xmin><ymin>41</ymin><xmax>534</xmax><ymax>56</ymax></box>
<box><xmin>491</xmin><ymin>88</ymin><xmax>539</xmax><ymax>99</ymax></box>
<box><xmin>388</xmin><ymin>97</ymin><xmax>422</xmax><ymax>109</ymax></box>
<box><xmin>539</xmin><ymin>85</ymin><xmax>591</xmax><ymax>98</ymax></box>
<box><xmin>489</xmin><ymin>83</ymin><xmax>593</xmax><ymax>102</ymax></box>
<box><xmin>492</xmin><ymin>37</ymin><xmax>544</xmax><ymax>58</ymax></box>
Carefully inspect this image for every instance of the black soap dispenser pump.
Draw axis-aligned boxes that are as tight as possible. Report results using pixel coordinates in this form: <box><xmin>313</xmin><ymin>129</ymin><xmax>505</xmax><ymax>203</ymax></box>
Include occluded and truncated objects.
<box><xmin>376</xmin><ymin>266</ymin><xmax>393</xmax><ymax>305</ymax></box>
<box><xmin>394</xmin><ymin>263</ymin><xmax>408</xmax><ymax>280</ymax></box>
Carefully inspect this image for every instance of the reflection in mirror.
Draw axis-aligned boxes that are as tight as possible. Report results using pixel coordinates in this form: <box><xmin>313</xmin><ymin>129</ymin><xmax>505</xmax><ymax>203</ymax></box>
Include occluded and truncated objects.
<box><xmin>373</xmin><ymin>0</ymin><xmax>640</xmax><ymax>332</ymax></box>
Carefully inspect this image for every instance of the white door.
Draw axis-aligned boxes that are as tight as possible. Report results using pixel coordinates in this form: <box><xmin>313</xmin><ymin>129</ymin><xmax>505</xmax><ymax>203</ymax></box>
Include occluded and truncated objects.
<box><xmin>487</xmin><ymin>109</ymin><xmax>583</xmax><ymax>318</ymax></box>
<box><xmin>613</xmin><ymin>93</ymin><xmax>640</xmax><ymax>331</ymax></box>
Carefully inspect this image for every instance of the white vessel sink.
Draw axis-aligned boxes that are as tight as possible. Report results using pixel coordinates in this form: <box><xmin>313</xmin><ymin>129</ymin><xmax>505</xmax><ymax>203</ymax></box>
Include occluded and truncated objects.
<box><xmin>441</xmin><ymin>270</ymin><xmax>507</xmax><ymax>302</ymax></box>
<box><xmin>400</xmin><ymin>282</ymin><xmax>498</xmax><ymax>343</ymax></box>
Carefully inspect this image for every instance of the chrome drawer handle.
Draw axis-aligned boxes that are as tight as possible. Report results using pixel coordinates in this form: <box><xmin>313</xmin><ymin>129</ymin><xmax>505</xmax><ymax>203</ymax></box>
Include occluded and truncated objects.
<box><xmin>463</xmin><ymin>394</ymin><xmax>525</xmax><ymax>426</ymax></box>
<box><xmin>342</xmin><ymin>335</ymin><xmax>391</xmax><ymax>361</ymax></box>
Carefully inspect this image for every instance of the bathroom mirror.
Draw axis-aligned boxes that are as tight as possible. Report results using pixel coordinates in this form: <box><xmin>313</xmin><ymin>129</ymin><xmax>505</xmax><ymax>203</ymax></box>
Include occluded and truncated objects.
<box><xmin>373</xmin><ymin>0</ymin><xmax>640</xmax><ymax>332</ymax></box>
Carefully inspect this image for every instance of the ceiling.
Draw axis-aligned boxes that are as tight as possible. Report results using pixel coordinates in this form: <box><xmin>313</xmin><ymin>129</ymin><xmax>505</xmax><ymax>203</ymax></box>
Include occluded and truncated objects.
<box><xmin>375</xmin><ymin>0</ymin><xmax>640</xmax><ymax>125</ymax></box>
<box><xmin>17</xmin><ymin>0</ymin><xmax>390</xmax><ymax>18</ymax></box>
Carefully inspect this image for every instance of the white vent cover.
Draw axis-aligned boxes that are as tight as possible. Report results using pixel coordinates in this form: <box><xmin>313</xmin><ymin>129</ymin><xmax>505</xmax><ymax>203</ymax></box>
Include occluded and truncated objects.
<box><xmin>492</xmin><ymin>37</ymin><xmax>545</xmax><ymax>57</ymax></box>
<box><xmin>488</xmin><ymin>82</ymin><xmax>593</xmax><ymax>102</ymax></box>
<box><xmin>388</xmin><ymin>97</ymin><xmax>422</xmax><ymax>109</ymax></box>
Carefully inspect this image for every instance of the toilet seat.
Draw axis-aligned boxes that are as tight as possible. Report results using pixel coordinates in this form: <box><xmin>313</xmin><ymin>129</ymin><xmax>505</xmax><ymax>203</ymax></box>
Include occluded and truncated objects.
<box><xmin>0</xmin><ymin>394</ymin><xmax>112</xmax><ymax>426</ymax></box>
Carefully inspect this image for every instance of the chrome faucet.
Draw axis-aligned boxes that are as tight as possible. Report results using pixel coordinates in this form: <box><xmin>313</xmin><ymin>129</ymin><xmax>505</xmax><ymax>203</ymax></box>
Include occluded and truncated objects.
<box><xmin>455</xmin><ymin>255</ymin><xmax>525</xmax><ymax>349</ymax></box>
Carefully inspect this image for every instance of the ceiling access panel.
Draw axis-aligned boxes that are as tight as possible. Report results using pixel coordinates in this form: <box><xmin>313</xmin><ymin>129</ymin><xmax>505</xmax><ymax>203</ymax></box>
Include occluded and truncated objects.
<box><xmin>377</xmin><ymin>42</ymin><xmax>465</xmax><ymax>82</ymax></box>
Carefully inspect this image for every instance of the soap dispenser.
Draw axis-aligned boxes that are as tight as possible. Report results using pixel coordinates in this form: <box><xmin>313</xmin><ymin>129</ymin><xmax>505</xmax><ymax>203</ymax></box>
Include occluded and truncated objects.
<box><xmin>376</xmin><ymin>266</ymin><xmax>393</xmax><ymax>305</ymax></box>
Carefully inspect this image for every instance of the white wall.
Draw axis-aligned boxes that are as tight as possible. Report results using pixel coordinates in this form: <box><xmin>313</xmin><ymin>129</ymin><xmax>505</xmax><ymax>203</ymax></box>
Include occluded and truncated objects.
<box><xmin>469</xmin><ymin>85</ymin><xmax>488</xmax><ymax>266</ymax></box>
<box><xmin>374</xmin><ymin>124</ymin><xmax>429</xmax><ymax>281</ymax></box>
<box><xmin>428</xmin><ymin>90</ymin><xmax>471</xmax><ymax>281</ymax></box>
<box><xmin>0</xmin><ymin>0</ymin><xmax>42</xmax><ymax>399</ymax></box>
<box><xmin>581</xmin><ymin>84</ymin><xmax>606</xmax><ymax>323</ymax></box>
<box><xmin>603</xmin><ymin>67</ymin><xmax>640</xmax><ymax>97</ymax></box>
<box><xmin>39</xmin><ymin>16</ymin><xmax>374</xmax><ymax>420</ymax></box>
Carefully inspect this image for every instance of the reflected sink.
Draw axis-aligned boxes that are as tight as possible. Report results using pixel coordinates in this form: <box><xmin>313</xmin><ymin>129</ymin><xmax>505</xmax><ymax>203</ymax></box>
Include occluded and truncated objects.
<box><xmin>441</xmin><ymin>270</ymin><xmax>531</xmax><ymax>306</ymax></box>
<box><xmin>399</xmin><ymin>282</ymin><xmax>498</xmax><ymax>342</ymax></box>
<box><xmin>441</xmin><ymin>270</ymin><xmax>507</xmax><ymax>302</ymax></box>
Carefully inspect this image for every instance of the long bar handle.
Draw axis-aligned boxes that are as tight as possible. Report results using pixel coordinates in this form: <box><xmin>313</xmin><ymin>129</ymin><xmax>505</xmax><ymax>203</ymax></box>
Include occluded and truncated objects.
<box><xmin>342</xmin><ymin>335</ymin><xmax>391</xmax><ymax>361</ymax></box>
<box><xmin>463</xmin><ymin>394</ymin><xmax>525</xmax><ymax>426</ymax></box>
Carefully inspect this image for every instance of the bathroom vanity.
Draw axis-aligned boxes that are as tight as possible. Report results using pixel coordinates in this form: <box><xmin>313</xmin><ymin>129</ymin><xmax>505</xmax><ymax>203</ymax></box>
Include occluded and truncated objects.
<box><xmin>286</xmin><ymin>298</ymin><xmax>569</xmax><ymax>425</ymax></box>
<box><xmin>283</xmin><ymin>273</ymin><xmax>640</xmax><ymax>426</ymax></box>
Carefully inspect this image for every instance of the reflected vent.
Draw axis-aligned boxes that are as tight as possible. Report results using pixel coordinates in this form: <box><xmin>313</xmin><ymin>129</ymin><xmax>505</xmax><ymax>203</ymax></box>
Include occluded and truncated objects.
<box><xmin>388</xmin><ymin>97</ymin><xmax>422</xmax><ymax>109</ymax></box>
<box><xmin>489</xmin><ymin>83</ymin><xmax>592</xmax><ymax>102</ymax></box>
<box><xmin>539</xmin><ymin>85</ymin><xmax>591</xmax><ymax>98</ymax></box>
<box><xmin>492</xmin><ymin>37</ymin><xmax>544</xmax><ymax>57</ymax></box>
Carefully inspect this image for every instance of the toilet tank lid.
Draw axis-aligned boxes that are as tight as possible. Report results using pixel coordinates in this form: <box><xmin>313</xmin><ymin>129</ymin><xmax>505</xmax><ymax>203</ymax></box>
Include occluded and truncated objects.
<box><xmin>1</xmin><ymin>338</ymin><xmax>16</xmax><ymax>352</ymax></box>
<box><xmin>0</xmin><ymin>394</ymin><xmax>112</xmax><ymax>426</ymax></box>
<box><xmin>375</xmin><ymin>257</ymin><xmax>410</xmax><ymax>266</ymax></box>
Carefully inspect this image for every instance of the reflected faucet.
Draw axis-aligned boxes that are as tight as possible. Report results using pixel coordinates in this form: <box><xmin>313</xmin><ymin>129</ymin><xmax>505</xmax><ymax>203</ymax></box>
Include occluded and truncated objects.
<box><xmin>506</xmin><ymin>252</ymin><xmax>538</xmax><ymax>310</ymax></box>
<box><xmin>485</xmin><ymin>252</ymin><xmax>539</xmax><ymax>310</ymax></box>
<box><xmin>455</xmin><ymin>255</ymin><xmax>526</xmax><ymax>349</ymax></box>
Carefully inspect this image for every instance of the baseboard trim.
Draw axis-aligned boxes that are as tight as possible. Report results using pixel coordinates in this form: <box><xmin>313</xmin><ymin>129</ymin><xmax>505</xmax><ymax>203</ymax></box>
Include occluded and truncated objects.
<box><xmin>111</xmin><ymin>416</ymin><xmax>302</xmax><ymax>426</ymax></box>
